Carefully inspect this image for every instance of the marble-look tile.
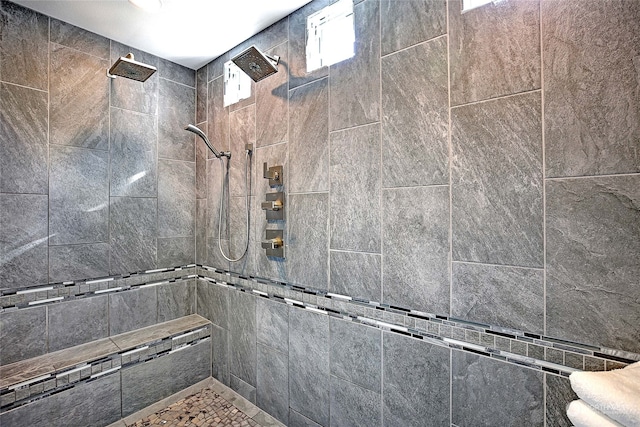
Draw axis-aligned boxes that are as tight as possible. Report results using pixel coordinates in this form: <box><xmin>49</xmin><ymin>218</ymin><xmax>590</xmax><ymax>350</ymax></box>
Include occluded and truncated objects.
<box><xmin>0</xmin><ymin>307</ymin><xmax>47</xmax><ymax>365</ymax></box>
<box><xmin>329</xmin><ymin>0</ymin><xmax>380</xmax><ymax>131</ymax></box>
<box><xmin>229</xmin><ymin>290</ymin><xmax>257</xmax><ymax>386</ymax></box>
<box><xmin>48</xmin><ymin>295</ymin><xmax>109</xmax><ymax>352</ymax></box>
<box><xmin>50</xmin><ymin>44</ymin><xmax>109</xmax><ymax>150</ymax></box>
<box><xmin>331</xmin><ymin>376</ymin><xmax>381</xmax><ymax>427</ymax></box>
<box><xmin>451</xmin><ymin>92</ymin><xmax>543</xmax><ymax>268</ymax></box>
<box><xmin>448</xmin><ymin>0</ymin><xmax>540</xmax><ymax>105</ymax></box>
<box><xmin>110</xmin><ymin>42</ymin><xmax>159</xmax><ymax>115</ymax></box>
<box><xmin>159</xmin><ymin>79</ymin><xmax>195</xmax><ymax>161</ymax></box>
<box><xmin>288</xmin><ymin>193</ymin><xmax>329</xmax><ymax>290</ymax></box>
<box><xmin>207</xmin><ymin>77</ymin><xmax>229</xmax><ymax>158</ymax></box>
<box><xmin>211</xmin><ymin>324</ymin><xmax>230</xmax><ymax>386</ymax></box>
<box><xmin>330</xmin><ymin>318</ymin><xmax>381</xmax><ymax>393</ymax></box>
<box><xmin>289</xmin><ymin>307</ymin><xmax>330</xmax><ymax>426</ymax></box>
<box><xmin>110</xmin><ymin>314</ymin><xmax>209</xmax><ymax>351</ymax></box>
<box><xmin>228</xmin><ymin>196</ymin><xmax>256</xmax><ymax>277</ymax></box>
<box><xmin>229</xmin><ymin>105</ymin><xmax>256</xmax><ymax>197</ymax></box>
<box><xmin>157</xmin><ymin>237</ymin><xmax>194</xmax><ymax>267</ymax></box>
<box><xmin>110</xmin><ymin>108</ymin><xmax>158</xmax><ymax>197</ymax></box>
<box><xmin>121</xmin><ymin>340</ymin><xmax>210</xmax><ymax>416</ymax></box>
<box><xmin>158</xmin><ymin>160</ymin><xmax>195</xmax><ymax>237</ymax></box>
<box><xmin>196</xmin><ymin>126</ymin><xmax>208</xmax><ymax>199</ymax></box>
<box><xmin>50</xmin><ymin>18</ymin><xmax>109</xmax><ymax>59</ymax></box>
<box><xmin>49</xmin><ymin>243</ymin><xmax>110</xmax><ymax>283</ymax></box>
<box><xmin>452</xmin><ymin>262</ymin><xmax>544</xmax><ymax>334</ymax></box>
<box><xmin>157</xmin><ymin>280</ymin><xmax>196</xmax><ymax>322</ymax></box>
<box><xmin>381</xmin><ymin>0</ymin><xmax>446</xmax><ymax>55</ymax></box>
<box><xmin>206</xmin><ymin>157</ymin><xmax>228</xmax><ymax>240</ymax></box>
<box><xmin>382</xmin><ymin>186</ymin><xmax>449</xmax><ymax>314</ymax></box>
<box><xmin>289</xmin><ymin>77</ymin><xmax>329</xmax><ymax>193</ymax></box>
<box><xmin>330</xmin><ymin>250</ymin><xmax>381</xmax><ymax>302</ymax></box>
<box><xmin>330</xmin><ymin>123</ymin><xmax>381</xmax><ymax>252</ymax></box>
<box><xmin>381</xmin><ymin>37</ymin><xmax>449</xmax><ymax>188</ymax></box>
<box><xmin>109</xmin><ymin>287</ymin><xmax>157</xmax><ymax>335</ymax></box>
<box><xmin>231</xmin><ymin>374</ymin><xmax>257</xmax><ymax>403</ymax></box>
<box><xmin>256</xmin><ymin>298</ymin><xmax>288</xmax><ymax>354</ymax></box>
<box><xmin>206</xmin><ymin>237</ymin><xmax>231</xmax><ymax>272</ymax></box>
<box><xmin>452</xmin><ymin>351</ymin><xmax>543</xmax><ymax>426</ymax></box>
<box><xmin>109</xmin><ymin>197</ymin><xmax>157</xmax><ymax>274</ymax></box>
<box><xmin>159</xmin><ymin>58</ymin><xmax>195</xmax><ymax>87</ymax></box>
<box><xmin>0</xmin><ymin>1</ymin><xmax>48</xmax><ymax>90</ymax></box>
<box><xmin>49</xmin><ymin>145</ymin><xmax>109</xmax><ymax>245</ymax></box>
<box><xmin>207</xmin><ymin>52</ymin><xmax>229</xmax><ymax>82</ymax></box>
<box><xmin>0</xmin><ymin>194</ymin><xmax>48</xmax><ymax>289</ymax></box>
<box><xmin>0</xmin><ymin>373</ymin><xmax>121</xmax><ymax>427</ymax></box>
<box><xmin>383</xmin><ymin>332</ymin><xmax>450</xmax><ymax>427</ymax></box>
<box><xmin>196</xmin><ymin>200</ymin><xmax>207</xmax><ymax>264</ymax></box>
<box><xmin>545</xmin><ymin>374</ymin><xmax>577</xmax><ymax>427</ymax></box>
<box><xmin>289</xmin><ymin>409</ymin><xmax>323</xmax><ymax>427</ymax></box>
<box><xmin>257</xmin><ymin>344</ymin><xmax>289</xmax><ymax>425</ymax></box>
<box><xmin>0</xmin><ymin>83</ymin><xmax>48</xmax><ymax>193</ymax></box>
<box><xmin>196</xmin><ymin>280</ymin><xmax>228</xmax><ymax>329</ymax></box>
<box><xmin>543</xmin><ymin>0</ymin><xmax>640</xmax><ymax>177</ymax></box>
<box><xmin>196</xmin><ymin>67</ymin><xmax>207</xmax><ymax>123</ymax></box>
<box><xmin>546</xmin><ymin>176</ymin><xmax>640</xmax><ymax>351</ymax></box>
<box><xmin>257</xmin><ymin>43</ymin><xmax>288</xmax><ymax>147</ymax></box>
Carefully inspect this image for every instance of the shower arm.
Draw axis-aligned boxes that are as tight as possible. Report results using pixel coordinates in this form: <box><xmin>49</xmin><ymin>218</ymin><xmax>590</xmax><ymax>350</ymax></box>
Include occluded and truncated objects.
<box><xmin>184</xmin><ymin>124</ymin><xmax>230</xmax><ymax>159</ymax></box>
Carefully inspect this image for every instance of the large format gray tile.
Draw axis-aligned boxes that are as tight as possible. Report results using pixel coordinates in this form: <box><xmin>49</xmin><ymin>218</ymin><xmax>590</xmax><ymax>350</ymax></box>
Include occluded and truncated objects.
<box><xmin>158</xmin><ymin>159</ymin><xmax>195</xmax><ymax>237</ymax></box>
<box><xmin>159</xmin><ymin>78</ymin><xmax>195</xmax><ymax>161</ymax></box>
<box><xmin>157</xmin><ymin>280</ymin><xmax>196</xmax><ymax>322</ymax></box>
<box><xmin>448</xmin><ymin>0</ymin><xmax>540</xmax><ymax>105</ymax></box>
<box><xmin>157</xmin><ymin>237</ymin><xmax>194</xmax><ymax>267</ymax></box>
<box><xmin>158</xmin><ymin>58</ymin><xmax>195</xmax><ymax>87</ymax></box>
<box><xmin>289</xmin><ymin>308</ymin><xmax>330</xmax><ymax>427</ymax></box>
<box><xmin>49</xmin><ymin>243</ymin><xmax>110</xmax><ymax>283</ymax></box>
<box><xmin>196</xmin><ymin>137</ymin><xmax>207</xmax><ymax>199</ymax></box>
<box><xmin>196</xmin><ymin>200</ymin><xmax>207</xmax><ymax>264</ymax></box>
<box><xmin>196</xmin><ymin>67</ymin><xmax>207</xmax><ymax>123</ymax></box>
<box><xmin>330</xmin><ymin>376</ymin><xmax>381</xmax><ymax>427</ymax></box>
<box><xmin>0</xmin><ymin>307</ymin><xmax>47</xmax><ymax>365</ymax></box>
<box><xmin>196</xmin><ymin>280</ymin><xmax>229</xmax><ymax>329</ymax></box>
<box><xmin>207</xmin><ymin>77</ymin><xmax>229</xmax><ymax>158</ymax></box>
<box><xmin>206</xmin><ymin>157</ymin><xmax>228</xmax><ymax>241</ymax></box>
<box><xmin>229</xmin><ymin>289</ymin><xmax>257</xmax><ymax>386</ymax></box>
<box><xmin>330</xmin><ymin>123</ymin><xmax>381</xmax><ymax>253</ymax></box>
<box><xmin>50</xmin><ymin>18</ymin><xmax>110</xmax><ymax>59</ymax></box>
<box><xmin>0</xmin><ymin>1</ymin><xmax>48</xmax><ymax>90</ymax></box>
<box><xmin>211</xmin><ymin>324</ymin><xmax>230</xmax><ymax>386</ymax></box>
<box><xmin>207</xmin><ymin>52</ymin><xmax>228</xmax><ymax>82</ymax></box>
<box><xmin>546</xmin><ymin>374</ymin><xmax>577</xmax><ymax>427</ymax></box>
<box><xmin>50</xmin><ymin>44</ymin><xmax>109</xmax><ymax>150</ymax></box>
<box><xmin>256</xmin><ymin>297</ymin><xmax>288</xmax><ymax>354</ymax></box>
<box><xmin>109</xmin><ymin>287</ymin><xmax>157</xmax><ymax>335</ymax></box>
<box><xmin>288</xmin><ymin>193</ymin><xmax>329</xmax><ymax>290</ymax></box>
<box><xmin>110</xmin><ymin>108</ymin><xmax>158</xmax><ymax>197</ymax></box>
<box><xmin>121</xmin><ymin>340</ymin><xmax>210</xmax><ymax>416</ymax></box>
<box><xmin>329</xmin><ymin>0</ymin><xmax>380</xmax><ymax>131</ymax></box>
<box><xmin>329</xmin><ymin>250</ymin><xmax>381</xmax><ymax>302</ymax></box>
<box><xmin>0</xmin><ymin>194</ymin><xmax>48</xmax><ymax>290</ymax></box>
<box><xmin>230</xmin><ymin>374</ymin><xmax>256</xmax><ymax>404</ymax></box>
<box><xmin>48</xmin><ymin>295</ymin><xmax>109</xmax><ymax>352</ymax></box>
<box><xmin>0</xmin><ymin>372</ymin><xmax>121</xmax><ymax>427</ymax></box>
<box><xmin>289</xmin><ymin>409</ymin><xmax>323</xmax><ymax>427</ymax></box>
<box><xmin>451</xmin><ymin>92</ymin><xmax>543</xmax><ymax>268</ymax></box>
<box><xmin>382</xmin><ymin>186</ymin><xmax>449</xmax><ymax>314</ymax></box>
<box><xmin>381</xmin><ymin>37</ymin><xmax>449</xmax><ymax>188</ymax></box>
<box><xmin>546</xmin><ymin>176</ymin><xmax>640</xmax><ymax>351</ymax></box>
<box><xmin>109</xmin><ymin>197</ymin><xmax>157</xmax><ymax>274</ymax></box>
<box><xmin>381</xmin><ymin>0</ymin><xmax>446</xmax><ymax>55</ymax></box>
<box><xmin>289</xmin><ymin>77</ymin><xmax>329</xmax><ymax>193</ymax></box>
<box><xmin>228</xmin><ymin>197</ymin><xmax>256</xmax><ymax>277</ymax></box>
<box><xmin>452</xmin><ymin>351</ymin><xmax>543</xmax><ymax>427</ymax></box>
<box><xmin>110</xmin><ymin>42</ymin><xmax>159</xmax><ymax>115</ymax></box>
<box><xmin>257</xmin><ymin>344</ymin><xmax>289</xmax><ymax>425</ymax></box>
<box><xmin>0</xmin><ymin>83</ymin><xmax>48</xmax><ymax>194</ymax></box>
<box><xmin>452</xmin><ymin>262</ymin><xmax>544</xmax><ymax>334</ymax></box>
<box><xmin>383</xmin><ymin>332</ymin><xmax>450</xmax><ymax>427</ymax></box>
<box><xmin>49</xmin><ymin>146</ymin><xmax>109</xmax><ymax>245</ymax></box>
<box><xmin>229</xmin><ymin>105</ymin><xmax>256</xmax><ymax>197</ymax></box>
<box><xmin>543</xmin><ymin>0</ymin><xmax>640</xmax><ymax>177</ymax></box>
<box><xmin>256</xmin><ymin>43</ymin><xmax>288</xmax><ymax>147</ymax></box>
<box><xmin>330</xmin><ymin>318</ymin><xmax>381</xmax><ymax>393</ymax></box>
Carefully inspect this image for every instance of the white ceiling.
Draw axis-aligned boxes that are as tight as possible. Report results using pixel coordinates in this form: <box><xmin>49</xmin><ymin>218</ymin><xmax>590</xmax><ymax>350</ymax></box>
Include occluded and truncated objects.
<box><xmin>14</xmin><ymin>0</ymin><xmax>313</xmax><ymax>70</ymax></box>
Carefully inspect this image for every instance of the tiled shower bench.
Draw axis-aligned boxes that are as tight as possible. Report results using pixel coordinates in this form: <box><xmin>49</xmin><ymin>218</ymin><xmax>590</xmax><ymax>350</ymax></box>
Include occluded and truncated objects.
<box><xmin>0</xmin><ymin>314</ymin><xmax>212</xmax><ymax>426</ymax></box>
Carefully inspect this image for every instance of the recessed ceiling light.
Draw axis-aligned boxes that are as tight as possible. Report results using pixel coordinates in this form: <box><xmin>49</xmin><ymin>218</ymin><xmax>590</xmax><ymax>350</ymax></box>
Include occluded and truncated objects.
<box><xmin>129</xmin><ymin>0</ymin><xmax>163</xmax><ymax>13</ymax></box>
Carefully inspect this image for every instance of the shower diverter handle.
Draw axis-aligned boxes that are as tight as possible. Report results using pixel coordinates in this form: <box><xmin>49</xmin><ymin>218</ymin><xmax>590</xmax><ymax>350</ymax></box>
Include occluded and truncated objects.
<box><xmin>261</xmin><ymin>199</ymin><xmax>283</xmax><ymax>211</ymax></box>
<box><xmin>261</xmin><ymin>236</ymin><xmax>283</xmax><ymax>250</ymax></box>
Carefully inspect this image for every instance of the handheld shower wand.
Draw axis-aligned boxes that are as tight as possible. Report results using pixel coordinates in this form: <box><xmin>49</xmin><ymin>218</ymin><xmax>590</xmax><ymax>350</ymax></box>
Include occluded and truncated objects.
<box><xmin>184</xmin><ymin>124</ymin><xmax>231</xmax><ymax>159</ymax></box>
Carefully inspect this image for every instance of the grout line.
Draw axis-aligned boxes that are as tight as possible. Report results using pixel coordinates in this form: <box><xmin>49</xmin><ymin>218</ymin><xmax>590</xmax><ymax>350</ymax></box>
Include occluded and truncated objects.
<box><xmin>540</xmin><ymin>0</ymin><xmax>547</xmax><ymax>342</ymax></box>
<box><xmin>47</xmin><ymin>17</ymin><xmax>51</xmax><ymax>285</ymax></box>
<box><xmin>380</xmin><ymin>33</ymin><xmax>449</xmax><ymax>59</ymax></box>
<box><xmin>450</xmin><ymin>88</ymin><xmax>542</xmax><ymax>110</ymax></box>
<box><xmin>287</xmin><ymin>75</ymin><xmax>328</xmax><ymax>93</ymax></box>
<box><xmin>545</xmin><ymin>172</ymin><xmax>640</xmax><ymax>181</ymax></box>
<box><xmin>329</xmin><ymin>248</ymin><xmax>381</xmax><ymax>256</ymax></box>
<box><xmin>157</xmin><ymin>76</ymin><xmax>195</xmax><ymax>90</ymax></box>
<box><xmin>382</xmin><ymin>183</ymin><xmax>450</xmax><ymax>190</ymax></box>
<box><xmin>329</xmin><ymin>120</ymin><xmax>381</xmax><ymax>134</ymax></box>
<box><xmin>0</xmin><ymin>80</ymin><xmax>48</xmax><ymax>93</ymax></box>
<box><xmin>378</xmin><ymin>0</ymin><xmax>384</xmax><ymax>306</ymax></box>
<box><xmin>446</xmin><ymin>0</ymin><xmax>454</xmax><ymax>322</ymax></box>
<box><xmin>452</xmin><ymin>259</ymin><xmax>545</xmax><ymax>271</ymax></box>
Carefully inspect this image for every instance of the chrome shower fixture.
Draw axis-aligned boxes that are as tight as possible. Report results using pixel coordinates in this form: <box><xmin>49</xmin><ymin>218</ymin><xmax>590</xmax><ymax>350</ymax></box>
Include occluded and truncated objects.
<box><xmin>107</xmin><ymin>53</ymin><xmax>157</xmax><ymax>82</ymax></box>
<box><xmin>184</xmin><ymin>124</ymin><xmax>230</xmax><ymax>159</ymax></box>
<box><xmin>231</xmin><ymin>45</ymin><xmax>280</xmax><ymax>82</ymax></box>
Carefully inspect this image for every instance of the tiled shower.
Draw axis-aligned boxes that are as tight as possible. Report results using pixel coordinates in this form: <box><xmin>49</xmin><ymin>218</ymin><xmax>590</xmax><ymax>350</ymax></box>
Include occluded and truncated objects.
<box><xmin>1</xmin><ymin>0</ymin><xmax>639</xmax><ymax>426</ymax></box>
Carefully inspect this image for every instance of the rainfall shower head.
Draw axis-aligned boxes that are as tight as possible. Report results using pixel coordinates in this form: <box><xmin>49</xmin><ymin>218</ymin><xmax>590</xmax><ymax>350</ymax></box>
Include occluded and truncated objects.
<box><xmin>184</xmin><ymin>124</ymin><xmax>230</xmax><ymax>159</ymax></box>
<box><xmin>231</xmin><ymin>45</ymin><xmax>280</xmax><ymax>83</ymax></box>
<box><xmin>107</xmin><ymin>53</ymin><xmax>157</xmax><ymax>82</ymax></box>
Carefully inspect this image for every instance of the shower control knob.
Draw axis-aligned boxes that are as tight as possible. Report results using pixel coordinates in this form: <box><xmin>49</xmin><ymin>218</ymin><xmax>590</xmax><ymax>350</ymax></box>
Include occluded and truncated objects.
<box><xmin>261</xmin><ymin>236</ymin><xmax>283</xmax><ymax>250</ymax></box>
<box><xmin>263</xmin><ymin>162</ymin><xmax>283</xmax><ymax>187</ymax></box>
<box><xmin>262</xmin><ymin>192</ymin><xmax>285</xmax><ymax>220</ymax></box>
<box><xmin>261</xmin><ymin>199</ymin><xmax>283</xmax><ymax>211</ymax></box>
<box><xmin>261</xmin><ymin>230</ymin><xmax>285</xmax><ymax>258</ymax></box>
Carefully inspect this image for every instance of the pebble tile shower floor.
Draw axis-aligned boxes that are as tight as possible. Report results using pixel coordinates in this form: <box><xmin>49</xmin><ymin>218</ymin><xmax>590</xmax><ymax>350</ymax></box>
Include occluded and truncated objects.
<box><xmin>129</xmin><ymin>387</ymin><xmax>261</xmax><ymax>427</ymax></box>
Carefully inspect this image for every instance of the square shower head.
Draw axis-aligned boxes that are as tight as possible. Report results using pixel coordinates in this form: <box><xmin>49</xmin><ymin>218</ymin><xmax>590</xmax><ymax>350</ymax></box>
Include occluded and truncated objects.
<box><xmin>231</xmin><ymin>46</ymin><xmax>279</xmax><ymax>83</ymax></box>
<box><xmin>108</xmin><ymin>53</ymin><xmax>157</xmax><ymax>82</ymax></box>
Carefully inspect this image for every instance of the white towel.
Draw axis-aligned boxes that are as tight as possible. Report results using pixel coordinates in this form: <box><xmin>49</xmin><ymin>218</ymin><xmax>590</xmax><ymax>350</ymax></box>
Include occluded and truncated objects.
<box><xmin>569</xmin><ymin>361</ymin><xmax>640</xmax><ymax>426</ymax></box>
<box><xmin>567</xmin><ymin>400</ymin><xmax>625</xmax><ymax>427</ymax></box>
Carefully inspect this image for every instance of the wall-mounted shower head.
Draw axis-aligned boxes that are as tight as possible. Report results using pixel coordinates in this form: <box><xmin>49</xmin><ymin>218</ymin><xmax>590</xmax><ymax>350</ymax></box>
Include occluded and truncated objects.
<box><xmin>231</xmin><ymin>45</ymin><xmax>280</xmax><ymax>83</ymax></box>
<box><xmin>184</xmin><ymin>124</ymin><xmax>230</xmax><ymax>159</ymax></box>
<box><xmin>107</xmin><ymin>53</ymin><xmax>157</xmax><ymax>82</ymax></box>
